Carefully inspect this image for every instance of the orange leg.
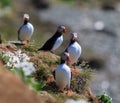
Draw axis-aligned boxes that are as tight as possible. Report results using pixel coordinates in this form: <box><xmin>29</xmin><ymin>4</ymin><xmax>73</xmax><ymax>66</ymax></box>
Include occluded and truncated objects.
<box><xmin>65</xmin><ymin>84</ymin><xmax>72</xmax><ymax>96</ymax></box>
<box><xmin>71</xmin><ymin>63</ymin><xmax>80</xmax><ymax>72</ymax></box>
<box><xmin>66</xmin><ymin>90</ymin><xmax>72</xmax><ymax>96</ymax></box>
<box><xmin>23</xmin><ymin>40</ymin><xmax>30</xmax><ymax>46</ymax></box>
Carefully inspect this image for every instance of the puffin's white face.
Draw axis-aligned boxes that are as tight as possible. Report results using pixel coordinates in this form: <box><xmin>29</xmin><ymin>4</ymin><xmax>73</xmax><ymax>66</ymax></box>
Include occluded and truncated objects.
<box><xmin>71</xmin><ymin>32</ymin><xmax>78</xmax><ymax>40</ymax></box>
<box><xmin>57</xmin><ymin>26</ymin><xmax>66</xmax><ymax>34</ymax></box>
<box><xmin>23</xmin><ymin>14</ymin><xmax>29</xmax><ymax>21</ymax></box>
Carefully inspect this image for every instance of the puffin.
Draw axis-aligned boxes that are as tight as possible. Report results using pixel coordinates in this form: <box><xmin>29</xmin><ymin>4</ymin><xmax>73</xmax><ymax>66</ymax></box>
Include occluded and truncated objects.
<box><xmin>55</xmin><ymin>52</ymin><xmax>71</xmax><ymax>95</ymax></box>
<box><xmin>38</xmin><ymin>25</ymin><xmax>66</xmax><ymax>52</ymax></box>
<box><xmin>65</xmin><ymin>32</ymin><xmax>82</xmax><ymax>72</ymax></box>
<box><xmin>18</xmin><ymin>14</ymin><xmax>34</xmax><ymax>46</ymax></box>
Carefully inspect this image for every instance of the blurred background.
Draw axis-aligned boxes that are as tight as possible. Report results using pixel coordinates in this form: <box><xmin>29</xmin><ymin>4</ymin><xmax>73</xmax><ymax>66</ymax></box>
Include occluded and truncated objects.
<box><xmin>0</xmin><ymin>0</ymin><xmax>120</xmax><ymax>102</ymax></box>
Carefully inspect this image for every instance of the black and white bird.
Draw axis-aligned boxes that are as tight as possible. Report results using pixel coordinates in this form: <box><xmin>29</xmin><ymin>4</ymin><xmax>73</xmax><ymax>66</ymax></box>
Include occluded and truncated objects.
<box><xmin>18</xmin><ymin>14</ymin><xmax>34</xmax><ymax>45</ymax></box>
<box><xmin>38</xmin><ymin>25</ymin><xmax>66</xmax><ymax>52</ymax></box>
<box><xmin>54</xmin><ymin>52</ymin><xmax>71</xmax><ymax>94</ymax></box>
<box><xmin>65</xmin><ymin>32</ymin><xmax>82</xmax><ymax>72</ymax></box>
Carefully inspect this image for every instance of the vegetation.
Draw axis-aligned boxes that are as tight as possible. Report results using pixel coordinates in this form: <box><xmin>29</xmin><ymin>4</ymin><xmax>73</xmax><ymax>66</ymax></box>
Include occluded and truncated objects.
<box><xmin>71</xmin><ymin>69</ymin><xmax>92</xmax><ymax>94</ymax></box>
<box><xmin>59</xmin><ymin>0</ymin><xmax>120</xmax><ymax>9</ymax></box>
<box><xmin>0</xmin><ymin>43</ymin><xmax>113</xmax><ymax>102</ymax></box>
<box><xmin>97</xmin><ymin>93</ymin><xmax>112</xmax><ymax>103</ymax></box>
<box><xmin>12</xmin><ymin>67</ymin><xmax>46</xmax><ymax>91</ymax></box>
<box><xmin>0</xmin><ymin>50</ymin><xmax>46</xmax><ymax>92</ymax></box>
<box><xmin>0</xmin><ymin>0</ymin><xmax>11</xmax><ymax>8</ymax></box>
<box><xmin>0</xmin><ymin>0</ymin><xmax>114</xmax><ymax>101</ymax></box>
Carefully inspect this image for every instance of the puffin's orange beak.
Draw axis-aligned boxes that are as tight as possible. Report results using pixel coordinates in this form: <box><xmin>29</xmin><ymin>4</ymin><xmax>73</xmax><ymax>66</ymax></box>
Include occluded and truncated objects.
<box><xmin>63</xmin><ymin>29</ymin><xmax>67</xmax><ymax>34</ymax></box>
<box><xmin>67</xmin><ymin>56</ymin><xmax>70</xmax><ymax>65</ymax></box>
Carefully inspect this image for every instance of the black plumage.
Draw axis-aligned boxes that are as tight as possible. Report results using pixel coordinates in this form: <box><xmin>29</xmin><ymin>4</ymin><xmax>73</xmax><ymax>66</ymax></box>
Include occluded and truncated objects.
<box><xmin>38</xmin><ymin>32</ymin><xmax>62</xmax><ymax>51</ymax></box>
<box><xmin>38</xmin><ymin>25</ymin><xmax>66</xmax><ymax>51</ymax></box>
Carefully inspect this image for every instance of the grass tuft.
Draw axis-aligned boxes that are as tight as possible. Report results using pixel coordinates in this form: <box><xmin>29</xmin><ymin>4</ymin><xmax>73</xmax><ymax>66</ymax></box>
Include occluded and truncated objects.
<box><xmin>71</xmin><ymin>61</ymin><xmax>92</xmax><ymax>94</ymax></box>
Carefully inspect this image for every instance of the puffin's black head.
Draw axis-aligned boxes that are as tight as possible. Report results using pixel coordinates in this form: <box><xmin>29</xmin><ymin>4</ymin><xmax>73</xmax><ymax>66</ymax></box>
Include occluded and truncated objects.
<box><xmin>70</xmin><ymin>32</ymin><xmax>78</xmax><ymax>41</ymax></box>
<box><xmin>61</xmin><ymin>52</ymin><xmax>70</xmax><ymax>65</ymax></box>
<box><xmin>57</xmin><ymin>25</ymin><xmax>66</xmax><ymax>34</ymax></box>
<box><xmin>23</xmin><ymin>14</ymin><xmax>30</xmax><ymax>23</ymax></box>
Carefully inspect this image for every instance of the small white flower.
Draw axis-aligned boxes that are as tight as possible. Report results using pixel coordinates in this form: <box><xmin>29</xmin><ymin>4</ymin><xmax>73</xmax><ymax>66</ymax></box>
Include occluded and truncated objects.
<box><xmin>6</xmin><ymin>62</ymin><xmax>12</xmax><ymax>67</ymax></box>
<box><xmin>14</xmin><ymin>50</ymin><xmax>22</xmax><ymax>55</ymax></box>
<box><xmin>18</xmin><ymin>62</ymin><xmax>35</xmax><ymax>76</ymax></box>
<box><xmin>20</xmin><ymin>53</ymin><xmax>30</xmax><ymax>62</ymax></box>
<box><xmin>12</xmin><ymin>56</ymin><xmax>20</xmax><ymax>63</ymax></box>
<box><xmin>3</xmin><ymin>50</ymin><xmax>36</xmax><ymax>76</ymax></box>
<box><xmin>65</xmin><ymin>99</ymin><xmax>88</xmax><ymax>103</ymax></box>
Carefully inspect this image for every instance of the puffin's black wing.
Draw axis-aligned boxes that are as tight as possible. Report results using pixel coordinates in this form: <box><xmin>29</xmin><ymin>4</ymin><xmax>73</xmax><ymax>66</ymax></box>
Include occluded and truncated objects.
<box><xmin>38</xmin><ymin>34</ymin><xmax>58</xmax><ymax>51</ymax></box>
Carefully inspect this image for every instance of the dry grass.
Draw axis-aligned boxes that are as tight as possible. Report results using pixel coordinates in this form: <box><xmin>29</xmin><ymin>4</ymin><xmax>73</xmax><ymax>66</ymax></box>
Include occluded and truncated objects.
<box><xmin>30</xmin><ymin>51</ymin><xmax>60</xmax><ymax>81</ymax></box>
<box><xmin>0</xmin><ymin>43</ymin><xmax>97</xmax><ymax>103</ymax></box>
<box><xmin>71</xmin><ymin>69</ymin><xmax>92</xmax><ymax>94</ymax></box>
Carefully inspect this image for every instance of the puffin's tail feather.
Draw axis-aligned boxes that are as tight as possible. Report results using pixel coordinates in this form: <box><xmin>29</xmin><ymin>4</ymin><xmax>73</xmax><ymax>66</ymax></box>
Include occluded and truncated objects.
<box><xmin>38</xmin><ymin>48</ymin><xmax>41</xmax><ymax>51</ymax></box>
<box><xmin>38</xmin><ymin>47</ymin><xmax>49</xmax><ymax>51</ymax></box>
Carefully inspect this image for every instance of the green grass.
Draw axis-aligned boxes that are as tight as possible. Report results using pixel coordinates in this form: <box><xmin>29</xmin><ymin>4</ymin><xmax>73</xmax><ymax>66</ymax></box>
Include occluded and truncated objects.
<box><xmin>34</xmin><ymin>66</ymin><xmax>51</xmax><ymax>81</ymax></box>
<box><xmin>18</xmin><ymin>45</ymin><xmax>38</xmax><ymax>53</ymax></box>
<box><xmin>0</xmin><ymin>0</ymin><xmax>11</xmax><ymax>7</ymax></box>
<box><xmin>12</xmin><ymin>68</ymin><xmax>46</xmax><ymax>91</ymax></box>
<box><xmin>97</xmin><ymin>92</ymin><xmax>112</xmax><ymax>103</ymax></box>
<box><xmin>71</xmin><ymin>69</ymin><xmax>92</xmax><ymax>94</ymax></box>
<box><xmin>58</xmin><ymin>0</ymin><xmax>120</xmax><ymax>8</ymax></box>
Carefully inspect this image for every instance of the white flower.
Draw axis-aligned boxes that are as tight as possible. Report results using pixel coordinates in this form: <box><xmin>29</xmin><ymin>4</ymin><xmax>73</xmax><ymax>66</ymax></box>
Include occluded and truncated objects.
<box><xmin>20</xmin><ymin>54</ymin><xmax>30</xmax><ymax>62</ymax></box>
<box><xmin>6</xmin><ymin>62</ymin><xmax>13</xmax><ymax>67</ymax></box>
<box><xmin>3</xmin><ymin>51</ymin><xmax>13</xmax><ymax>58</ymax></box>
<box><xmin>12</xmin><ymin>56</ymin><xmax>20</xmax><ymax>63</ymax></box>
<box><xmin>17</xmin><ymin>62</ymin><xmax>35</xmax><ymax>76</ymax></box>
<box><xmin>14</xmin><ymin>50</ymin><xmax>22</xmax><ymax>55</ymax></box>
<box><xmin>2</xmin><ymin>50</ymin><xmax>36</xmax><ymax>76</ymax></box>
<box><xmin>65</xmin><ymin>99</ymin><xmax>88</xmax><ymax>103</ymax></box>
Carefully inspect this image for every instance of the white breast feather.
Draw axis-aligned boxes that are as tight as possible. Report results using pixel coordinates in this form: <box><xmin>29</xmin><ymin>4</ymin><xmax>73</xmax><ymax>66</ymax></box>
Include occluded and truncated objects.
<box><xmin>19</xmin><ymin>23</ymin><xmax>34</xmax><ymax>41</ymax></box>
<box><xmin>52</xmin><ymin>35</ymin><xmax>63</xmax><ymax>51</ymax></box>
<box><xmin>55</xmin><ymin>64</ymin><xmax>71</xmax><ymax>89</ymax></box>
<box><xmin>67</xmin><ymin>42</ymin><xmax>82</xmax><ymax>64</ymax></box>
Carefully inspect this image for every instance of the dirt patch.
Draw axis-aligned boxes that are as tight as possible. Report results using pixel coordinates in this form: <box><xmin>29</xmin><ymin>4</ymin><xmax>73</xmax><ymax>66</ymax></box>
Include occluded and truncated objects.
<box><xmin>0</xmin><ymin>60</ymin><xmax>55</xmax><ymax>103</ymax></box>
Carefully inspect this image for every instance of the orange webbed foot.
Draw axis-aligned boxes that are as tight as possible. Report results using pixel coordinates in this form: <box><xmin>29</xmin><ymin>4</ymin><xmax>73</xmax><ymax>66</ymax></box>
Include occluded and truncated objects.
<box><xmin>71</xmin><ymin>68</ymin><xmax>80</xmax><ymax>73</ymax></box>
<box><xmin>66</xmin><ymin>90</ymin><xmax>72</xmax><ymax>96</ymax></box>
